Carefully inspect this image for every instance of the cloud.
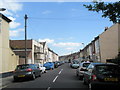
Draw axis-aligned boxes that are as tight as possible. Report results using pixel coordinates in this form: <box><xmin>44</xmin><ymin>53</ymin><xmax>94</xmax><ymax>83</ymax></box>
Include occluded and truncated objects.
<box><xmin>38</xmin><ymin>38</ymin><xmax>54</xmax><ymax>44</ymax></box>
<box><xmin>66</xmin><ymin>47</ymin><xmax>75</xmax><ymax>50</ymax></box>
<box><xmin>57</xmin><ymin>37</ymin><xmax>74</xmax><ymax>40</ymax></box>
<box><xmin>53</xmin><ymin>42</ymin><xmax>82</xmax><ymax>47</ymax></box>
<box><xmin>62</xmin><ymin>52</ymin><xmax>72</xmax><ymax>56</ymax></box>
<box><xmin>10</xmin><ymin>22</ymin><xmax>21</xmax><ymax>29</ymax></box>
<box><xmin>0</xmin><ymin>0</ymin><xmax>22</xmax><ymax>16</ymax></box>
<box><xmin>1</xmin><ymin>10</ymin><xmax>13</xmax><ymax>16</ymax></box>
<box><xmin>8</xmin><ymin>17</ymin><xmax>21</xmax><ymax>29</ymax></box>
<box><xmin>9</xmin><ymin>28</ymin><xmax>24</xmax><ymax>37</ymax></box>
<box><xmin>0</xmin><ymin>0</ymin><xmax>22</xmax><ymax>12</ymax></box>
<box><xmin>53</xmin><ymin>42</ymin><xmax>82</xmax><ymax>55</ymax></box>
<box><xmin>42</xmin><ymin>10</ymin><xmax>52</xmax><ymax>14</ymax></box>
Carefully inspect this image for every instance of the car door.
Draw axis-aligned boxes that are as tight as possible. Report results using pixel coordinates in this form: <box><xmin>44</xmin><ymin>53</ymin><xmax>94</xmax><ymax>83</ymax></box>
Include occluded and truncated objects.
<box><xmin>84</xmin><ymin>64</ymin><xmax>93</xmax><ymax>84</ymax></box>
<box><xmin>31</xmin><ymin>64</ymin><xmax>37</xmax><ymax>76</ymax></box>
<box><xmin>34</xmin><ymin>64</ymin><xmax>40</xmax><ymax>76</ymax></box>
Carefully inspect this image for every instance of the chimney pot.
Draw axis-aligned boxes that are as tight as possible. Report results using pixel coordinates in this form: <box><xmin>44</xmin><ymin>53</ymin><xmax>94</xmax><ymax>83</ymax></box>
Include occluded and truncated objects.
<box><xmin>104</xmin><ymin>27</ymin><xmax>108</xmax><ymax>31</ymax></box>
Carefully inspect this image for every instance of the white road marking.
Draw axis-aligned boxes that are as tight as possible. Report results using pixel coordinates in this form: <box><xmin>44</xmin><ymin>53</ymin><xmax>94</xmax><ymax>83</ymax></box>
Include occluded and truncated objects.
<box><xmin>58</xmin><ymin>69</ymin><xmax>63</xmax><ymax>75</ymax></box>
<box><xmin>1</xmin><ymin>85</ymin><xmax>8</xmax><ymax>89</ymax></box>
<box><xmin>53</xmin><ymin>75</ymin><xmax>58</xmax><ymax>83</ymax></box>
<box><xmin>58</xmin><ymin>71</ymin><xmax>62</xmax><ymax>74</ymax></box>
<box><xmin>47</xmin><ymin>87</ymin><xmax>51</xmax><ymax>90</ymax></box>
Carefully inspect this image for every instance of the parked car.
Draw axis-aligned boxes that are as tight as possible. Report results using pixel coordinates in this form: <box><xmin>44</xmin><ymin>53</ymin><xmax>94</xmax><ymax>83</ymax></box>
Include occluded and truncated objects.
<box><xmin>76</xmin><ymin>61</ymin><xmax>91</xmax><ymax>80</ymax></box>
<box><xmin>13</xmin><ymin>64</ymin><xmax>42</xmax><ymax>81</ymax></box>
<box><xmin>43</xmin><ymin>62</ymin><xmax>54</xmax><ymax>70</ymax></box>
<box><xmin>57</xmin><ymin>61</ymin><xmax>63</xmax><ymax>66</ymax></box>
<box><xmin>64</xmin><ymin>60</ymin><xmax>69</xmax><ymax>63</ymax></box>
<box><xmin>53</xmin><ymin>61</ymin><xmax>60</xmax><ymax>68</ymax></box>
<box><xmin>70</xmin><ymin>60</ymin><xmax>80</xmax><ymax>69</ymax></box>
<box><xmin>83</xmin><ymin>63</ymin><xmax>120</xmax><ymax>89</ymax></box>
<box><xmin>35</xmin><ymin>63</ymin><xmax>46</xmax><ymax>73</ymax></box>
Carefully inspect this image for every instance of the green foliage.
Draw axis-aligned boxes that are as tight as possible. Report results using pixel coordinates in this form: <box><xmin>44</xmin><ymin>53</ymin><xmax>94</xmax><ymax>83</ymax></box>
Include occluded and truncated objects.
<box><xmin>83</xmin><ymin>1</ymin><xmax>120</xmax><ymax>23</ymax></box>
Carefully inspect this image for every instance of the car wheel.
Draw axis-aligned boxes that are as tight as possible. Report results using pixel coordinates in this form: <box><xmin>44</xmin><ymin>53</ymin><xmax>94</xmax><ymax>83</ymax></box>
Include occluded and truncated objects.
<box><xmin>83</xmin><ymin>77</ymin><xmax>87</xmax><ymax>85</ymax></box>
<box><xmin>79</xmin><ymin>76</ymin><xmax>83</xmax><ymax>80</ymax></box>
<box><xmin>76</xmin><ymin>73</ymin><xmax>78</xmax><ymax>76</ymax></box>
<box><xmin>13</xmin><ymin>77</ymin><xmax>18</xmax><ymax>82</ymax></box>
<box><xmin>89</xmin><ymin>83</ymin><xmax>91</xmax><ymax>89</ymax></box>
<box><xmin>31</xmin><ymin>74</ymin><xmax>36</xmax><ymax>80</ymax></box>
<box><xmin>89</xmin><ymin>83</ymin><xmax>95</xmax><ymax>90</ymax></box>
<box><xmin>39</xmin><ymin>72</ymin><xmax>41</xmax><ymax>77</ymax></box>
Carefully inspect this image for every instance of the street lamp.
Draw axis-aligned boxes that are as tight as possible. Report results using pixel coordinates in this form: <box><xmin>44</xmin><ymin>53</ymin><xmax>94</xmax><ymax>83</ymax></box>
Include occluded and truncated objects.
<box><xmin>0</xmin><ymin>8</ymin><xmax>6</xmax><ymax>11</ymax></box>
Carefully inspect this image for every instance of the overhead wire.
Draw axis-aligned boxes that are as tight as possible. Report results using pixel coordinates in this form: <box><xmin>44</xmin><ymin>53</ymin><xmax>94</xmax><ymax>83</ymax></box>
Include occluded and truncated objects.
<box><xmin>28</xmin><ymin>16</ymin><xmax>103</xmax><ymax>22</ymax></box>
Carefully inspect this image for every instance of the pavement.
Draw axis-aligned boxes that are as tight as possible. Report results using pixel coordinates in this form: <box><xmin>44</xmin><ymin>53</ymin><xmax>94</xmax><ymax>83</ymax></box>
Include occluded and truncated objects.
<box><xmin>0</xmin><ymin>76</ymin><xmax>13</xmax><ymax>90</ymax></box>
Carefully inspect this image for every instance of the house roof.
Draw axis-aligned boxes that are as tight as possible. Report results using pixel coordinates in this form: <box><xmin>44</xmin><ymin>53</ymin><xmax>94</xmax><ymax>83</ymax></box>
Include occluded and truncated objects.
<box><xmin>40</xmin><ymin>42</ymin><xmax>46</xmax><ymax>47</ymax></box>
<box><xmin>0</xmin><ymin>13</ymin><xmax>11</xmax><ymax>23</ymax></box>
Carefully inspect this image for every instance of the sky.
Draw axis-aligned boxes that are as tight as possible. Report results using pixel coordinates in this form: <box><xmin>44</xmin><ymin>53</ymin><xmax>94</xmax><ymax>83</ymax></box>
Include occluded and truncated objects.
<box><xmin>0</xmin><ymin>0</ymin><xmax>117</xmax><ymax>56</ymax></box>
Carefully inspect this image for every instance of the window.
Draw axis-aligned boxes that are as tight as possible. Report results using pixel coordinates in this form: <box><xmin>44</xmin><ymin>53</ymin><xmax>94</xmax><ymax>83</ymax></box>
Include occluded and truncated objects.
<box><xmin>83</xmin><ymin>63</ymin><xmax>90</xmax><ymax>68</ymax></box>
<box><xmin>16</xmin><ymin>65</ymin><xmax>30</xmax><ymax>70</ymax></box>
<box><xmin>96</xmin><ymin>65</ymin><xmax>120</xmax><ymax>75</ymax></box>
<box><xmin>87</xmin><ymin>64</ymin><xmax>93</xmax><ymax>69</ymax></box>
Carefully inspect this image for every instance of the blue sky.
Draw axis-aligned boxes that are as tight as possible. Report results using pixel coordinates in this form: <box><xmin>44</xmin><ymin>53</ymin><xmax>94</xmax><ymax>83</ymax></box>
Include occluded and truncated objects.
<box><xmin>0</xmin><ymin>0</ymin><xmax>114</xmax><ymax>56</ymax></box>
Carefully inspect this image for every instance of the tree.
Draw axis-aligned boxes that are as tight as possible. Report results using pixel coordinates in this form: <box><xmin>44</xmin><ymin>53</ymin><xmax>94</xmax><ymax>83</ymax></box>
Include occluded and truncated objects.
<box><xmin>83</xmin><ymin>1</ymin><xmax>120</xmax><ymax>23</ymax></box>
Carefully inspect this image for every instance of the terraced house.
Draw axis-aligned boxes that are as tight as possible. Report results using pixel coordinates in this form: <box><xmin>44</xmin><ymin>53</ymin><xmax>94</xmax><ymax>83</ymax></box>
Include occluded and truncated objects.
<box><xmin>0</xmin><ymin>13</ymin><xmax>19</xmax><ymax>76</ymax></box>
<box><xmin>10</xmin><ymin>40</ymin><xmax>59</xmax><ymax>65</ymax></box>
<box><xmin>60</xmin><ymin>23</ymin><xmax>120</xmax><ymax>64</ymax></box>
<box><xmin>80</xmin><ymin>23</ymin><xmax>120</xmax><ymax>63</ymax></box>
<box><xmin>99</xmin><ymin>23</ymin><xmax>120</xmax><ymax>63</ymax></box>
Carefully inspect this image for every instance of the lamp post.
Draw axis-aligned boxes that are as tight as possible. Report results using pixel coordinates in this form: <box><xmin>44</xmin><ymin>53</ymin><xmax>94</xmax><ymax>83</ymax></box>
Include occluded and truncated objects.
<box><xmin>24</xmin><ymin>14</ymin><xmax>28</xmax><ymax>64</ymax></box>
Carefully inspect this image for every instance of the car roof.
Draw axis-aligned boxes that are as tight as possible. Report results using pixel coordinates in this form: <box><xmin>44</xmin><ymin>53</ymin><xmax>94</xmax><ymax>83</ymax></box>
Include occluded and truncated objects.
<box><xmin>81</xmin><ymin>61</ymin><xmax>91</xmax><ymax>64</ymax></box>
<box><xmin>90</xmin><ymin>62</ymin><xmax>118</xmax><ymax>66</ymax></box>
<box><xmin>17</xmin><ymin>64</ymin><xmax>35</xmax><ymax>66</ymax></box>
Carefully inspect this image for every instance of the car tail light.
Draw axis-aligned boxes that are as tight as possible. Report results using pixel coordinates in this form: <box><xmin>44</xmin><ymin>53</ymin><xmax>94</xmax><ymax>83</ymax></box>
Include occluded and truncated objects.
<box><xmin>80</xmin><ymin>68</ymin><xmax>87</xmax><ymax>71</ymax></box>
<box><xmin>26</xmin><ymin>68</ymin><xmax>33</xmax><ymax>72</ymax></box>
<box><xmin>13</xmin><ymin>70</ymin><xmax>16</xmax><ymax>73</ymax></box>
<box><xmin>91</xmin><ymin>75</ymin><xmax>97</xmax><ymax>81</ymax></box>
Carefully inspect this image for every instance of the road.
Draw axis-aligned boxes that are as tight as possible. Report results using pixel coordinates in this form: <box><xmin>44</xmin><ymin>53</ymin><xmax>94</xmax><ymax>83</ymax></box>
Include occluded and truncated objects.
<box><xmin>2</xmin><ymin>63</ymin><xmax>88</xmax><ymax>90</ymax></box>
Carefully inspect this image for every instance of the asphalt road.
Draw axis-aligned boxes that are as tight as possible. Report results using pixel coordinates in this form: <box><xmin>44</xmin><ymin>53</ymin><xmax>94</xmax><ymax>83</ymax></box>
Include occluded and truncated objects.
<box><xmin>2</xmin><ymin>63</ymin><xmax>88</xmax><ymax>90</ymax></box>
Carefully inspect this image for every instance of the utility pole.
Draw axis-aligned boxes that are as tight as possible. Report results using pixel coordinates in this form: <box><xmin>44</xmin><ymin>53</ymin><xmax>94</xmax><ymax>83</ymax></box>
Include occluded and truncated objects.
<box><xmin>24</xmin><ymin>14</ymin><xmax>28</xmax><ymax>64</ymax></box>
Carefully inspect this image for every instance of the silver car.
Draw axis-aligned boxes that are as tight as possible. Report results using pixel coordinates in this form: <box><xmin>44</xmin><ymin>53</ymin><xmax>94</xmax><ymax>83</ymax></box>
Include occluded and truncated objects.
<box><xmin>76</xmin><ymin>62</ymin><xmax>90</xmax><ymax>80</ymax></box>
<box><xmin>70</xmin><ymin>60</ymin><xmax>80</xmax><ymax>69</ymax></box>
<box><xmin>13</xmin><ymin>64</ymin><xmax>42</xmax><ymax>81</ymax></box>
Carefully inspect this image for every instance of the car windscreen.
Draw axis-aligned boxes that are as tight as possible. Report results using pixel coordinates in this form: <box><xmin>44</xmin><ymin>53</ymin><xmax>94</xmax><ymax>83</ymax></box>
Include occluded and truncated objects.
<box><xmin>96</xmin><ymin>65</ymin><xmax>120</xmax><ymax>75</ymax></box>
<box><xmin>83</xmin><ymin>63</ymin><xmax>90</xmax><ymax>68</ymax></box>
<box><xmin>73</xmin><ymin>61</ymin><xmax>79</xmax><ymax>64</ymax></box>
<box><xmin>16</xmin><ymin>65</ymin><xmax>30</xmax><ymax>70</ymax></box>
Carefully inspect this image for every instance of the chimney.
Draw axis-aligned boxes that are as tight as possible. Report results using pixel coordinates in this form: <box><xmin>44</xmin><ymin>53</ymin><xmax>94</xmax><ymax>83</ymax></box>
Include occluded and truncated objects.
<box><xmin>104</xmin><ymin>27</ymin><xmax>108</xmax><ymax>31</ymax></box>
